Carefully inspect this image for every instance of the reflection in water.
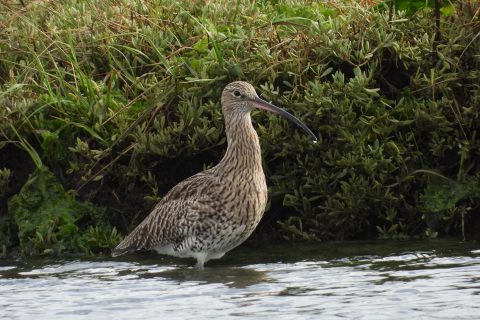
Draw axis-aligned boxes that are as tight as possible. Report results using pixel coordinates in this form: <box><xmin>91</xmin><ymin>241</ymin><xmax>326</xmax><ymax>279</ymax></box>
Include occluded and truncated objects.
<box><xmin>156</xmin><ymin>267</ymin><xmax>268</xmax><ymax>289</ymax></box>
<box><xmin>1</xmin><ymin>239</ymin><xmax>480</xmax><ymax>319</ymax></box>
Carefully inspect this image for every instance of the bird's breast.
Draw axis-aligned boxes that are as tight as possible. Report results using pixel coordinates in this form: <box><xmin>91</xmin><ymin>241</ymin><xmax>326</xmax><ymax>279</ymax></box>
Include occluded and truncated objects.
<box><xmin>227</xmin><ymin>169</ymin><xmax>267</xmax><ymax>227</ymax></box>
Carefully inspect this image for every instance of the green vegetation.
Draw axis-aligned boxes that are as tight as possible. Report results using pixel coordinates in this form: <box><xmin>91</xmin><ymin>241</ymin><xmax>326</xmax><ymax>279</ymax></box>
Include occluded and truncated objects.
<box><xmin>8</xmin><ymin>167</ymin><xmax>120</xmax><ymax>255</ymax></box>
<box><xmin>0</xmin><ymin>0</ymin><xmax>479</xmax><ymax>256</ymax></box>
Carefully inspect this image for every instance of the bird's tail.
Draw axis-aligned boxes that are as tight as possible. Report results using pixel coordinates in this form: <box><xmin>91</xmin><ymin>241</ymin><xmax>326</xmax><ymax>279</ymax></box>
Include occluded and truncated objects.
<box><xmin>111</xmin><ymin>243</ymin><xmax>134</xmax><ymax>257</ymax></box>
<box><xmin>111</xmin><ymin>220</ymin><xmax>152</xmax><ymax>257</ymax></box>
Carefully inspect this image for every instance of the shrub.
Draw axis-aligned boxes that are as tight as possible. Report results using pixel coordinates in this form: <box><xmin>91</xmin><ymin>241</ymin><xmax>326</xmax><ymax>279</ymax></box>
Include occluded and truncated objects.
<box><xmin>0</xmin><ymin>0</ymin><xmax>478</xmax><ymax>255</ymax></box>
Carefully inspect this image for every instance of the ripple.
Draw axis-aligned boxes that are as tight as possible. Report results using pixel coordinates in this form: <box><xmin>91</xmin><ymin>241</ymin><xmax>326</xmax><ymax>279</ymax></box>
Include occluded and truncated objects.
<box><xmin>1</xmin><ymin>240</ymin><xmax>479</xmax><ymax>320</ymax></box>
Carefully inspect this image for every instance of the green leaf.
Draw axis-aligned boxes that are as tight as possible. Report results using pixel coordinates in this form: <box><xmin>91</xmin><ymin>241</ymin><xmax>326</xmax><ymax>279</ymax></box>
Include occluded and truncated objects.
<box><xmin>421</xmin><ymin>176</ymin><xmax>480</xmax><ymax>213</ymax></box>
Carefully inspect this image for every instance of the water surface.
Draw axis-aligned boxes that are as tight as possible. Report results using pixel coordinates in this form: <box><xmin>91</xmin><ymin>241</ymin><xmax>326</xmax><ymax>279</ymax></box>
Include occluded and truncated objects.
<box><xmin>1</xmin><ymin>240</ymin><xmax>479</xmax><ymax>319</ymax></box>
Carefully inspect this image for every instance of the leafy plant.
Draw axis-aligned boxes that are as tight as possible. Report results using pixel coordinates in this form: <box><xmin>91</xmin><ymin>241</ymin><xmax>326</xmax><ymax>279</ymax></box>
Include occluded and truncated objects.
<box><xmin>7</xmin><ymin>167</ymin><xmax>117</xmax><ymax>255</ymax></box>
<box><xmin>0</xmin><ymin>168</ymin><xmax>10</xmax><ymax>198</ymax></box>
<box><xmin>0</xmin><ymin>0</ymin><xmax>479</xmax><ymax>256</ymax></box>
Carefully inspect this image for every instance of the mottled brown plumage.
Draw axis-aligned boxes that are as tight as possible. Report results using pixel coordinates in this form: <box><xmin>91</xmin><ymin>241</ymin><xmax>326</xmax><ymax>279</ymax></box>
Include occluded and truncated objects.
<box><xmin>112</xmin><ymin>81</ymin><xmax>317</xmax><ymax>268</ymax></box>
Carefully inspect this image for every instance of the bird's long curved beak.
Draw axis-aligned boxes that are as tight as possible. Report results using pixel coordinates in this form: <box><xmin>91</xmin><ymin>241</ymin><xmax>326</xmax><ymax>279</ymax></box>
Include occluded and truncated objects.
<box><xmin>251</xmin><ymin>97</ymin><xmax>318</xmax><ymax>142</ymax></box>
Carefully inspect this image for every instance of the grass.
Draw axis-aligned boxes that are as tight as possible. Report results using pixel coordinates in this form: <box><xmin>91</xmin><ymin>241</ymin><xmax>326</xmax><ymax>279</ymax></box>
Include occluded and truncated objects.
<box><xmin>0</xmin><ymin>0</ymin><xmax>479</xmax><ymax>255</ymax></box>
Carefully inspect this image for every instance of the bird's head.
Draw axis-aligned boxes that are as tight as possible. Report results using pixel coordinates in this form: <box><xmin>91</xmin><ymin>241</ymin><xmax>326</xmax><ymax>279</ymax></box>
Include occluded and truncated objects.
<box><xmin>221</xmin><ymin>81</ymin><xmax>317</xmax><ymax>142</ymax></box>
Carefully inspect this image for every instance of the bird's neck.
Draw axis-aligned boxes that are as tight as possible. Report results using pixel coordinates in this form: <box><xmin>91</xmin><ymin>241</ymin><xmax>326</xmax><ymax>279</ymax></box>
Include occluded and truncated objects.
<box><xmin>215</xmin><ymin>112</ymin><xmax>263</xmax><ymax>177</ymax></box>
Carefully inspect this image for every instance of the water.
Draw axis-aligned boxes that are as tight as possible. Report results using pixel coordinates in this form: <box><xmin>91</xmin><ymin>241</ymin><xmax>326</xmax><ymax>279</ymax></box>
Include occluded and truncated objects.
<box><xmin>1</xmin><ymin>240</ymin><xmax>479</xmax><ymax>319</ymax></box>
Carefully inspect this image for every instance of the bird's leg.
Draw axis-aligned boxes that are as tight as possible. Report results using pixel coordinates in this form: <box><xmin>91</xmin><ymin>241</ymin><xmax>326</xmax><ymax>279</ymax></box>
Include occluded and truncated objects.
<box><xmin>194</xmin><ymin>253</ymin><xmax>207</xmax><ymax>269</ymax></box>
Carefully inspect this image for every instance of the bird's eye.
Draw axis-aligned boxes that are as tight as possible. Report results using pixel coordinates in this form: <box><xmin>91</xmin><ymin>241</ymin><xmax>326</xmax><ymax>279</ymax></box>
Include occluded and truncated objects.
<box><xmin>233</xmin><ymin>90</ymin><xmax>241</xmax><ymax>97</ymax></box>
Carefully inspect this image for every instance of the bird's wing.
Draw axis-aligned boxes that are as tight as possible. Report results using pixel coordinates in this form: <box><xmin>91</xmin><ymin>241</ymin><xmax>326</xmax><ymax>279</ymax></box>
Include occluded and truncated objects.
<box><xmin>111</xmin><ymin>171</ymin><xmax>229</xmax><ymax>257</ymax></box>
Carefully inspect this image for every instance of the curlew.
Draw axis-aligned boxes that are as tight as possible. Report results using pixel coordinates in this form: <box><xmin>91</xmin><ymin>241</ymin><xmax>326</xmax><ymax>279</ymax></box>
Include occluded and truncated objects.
<box><xmin>112</xmin><ymin>81</ymin><xmax>317</xmax><ymax>268</ymax></box>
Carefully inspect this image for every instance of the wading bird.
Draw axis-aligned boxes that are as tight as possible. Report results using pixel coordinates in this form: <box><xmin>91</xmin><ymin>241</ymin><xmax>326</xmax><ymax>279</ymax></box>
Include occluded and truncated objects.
<box><xmin>112</xmin><ymin>81</ymin><xmax>317</xmax><ymax>268</ymax></box>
